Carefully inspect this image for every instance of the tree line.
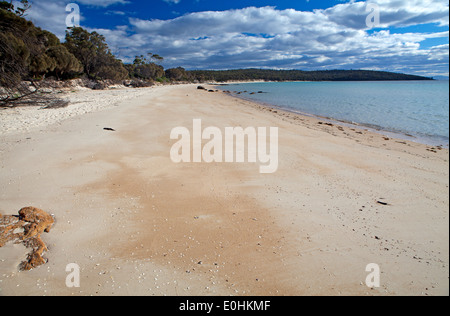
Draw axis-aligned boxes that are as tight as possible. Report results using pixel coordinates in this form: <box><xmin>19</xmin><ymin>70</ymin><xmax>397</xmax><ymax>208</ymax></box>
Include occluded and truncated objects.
<box><xmin>187</xmin><ymin>69</ymin><xmax>433</xmax><ymax>82</ymax></box>
<box><xmin>0</xmin><ymin>1</ymin><xmax>186</xmax><ymax>88</ymax></box>
<box><xmin>0</xmin><ymin>2</ymin><xmax>186</xmax><ymax>107</ymax></box>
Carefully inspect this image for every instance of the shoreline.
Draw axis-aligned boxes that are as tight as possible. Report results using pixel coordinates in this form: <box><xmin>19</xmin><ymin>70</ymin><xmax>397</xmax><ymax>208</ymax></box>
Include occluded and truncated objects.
<box><xmin>0</xmin><ymin>84</ymin><xmax>448</xmax><ymax>296</ymax></box>
<box><xmin>211</xmin><ymin>85</ymin><xmax>448</xmax><ymax>154</ymax></box>
<box><xmin>215</xmin><ymin>82</ymin><xmax>449</xmax><ymax>148</ymax></box>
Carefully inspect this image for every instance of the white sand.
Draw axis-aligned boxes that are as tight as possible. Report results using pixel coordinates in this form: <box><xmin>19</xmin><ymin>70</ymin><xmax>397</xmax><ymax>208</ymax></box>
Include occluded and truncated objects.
<box><xmin>0</xmin><ymin>84</ymin><xmax>448</xmax><ymax>296</ymax></box>
<box><xmin>0</xmin><ymin>87</ymin><xmax>155</xmax><ymax>135</ymax></box>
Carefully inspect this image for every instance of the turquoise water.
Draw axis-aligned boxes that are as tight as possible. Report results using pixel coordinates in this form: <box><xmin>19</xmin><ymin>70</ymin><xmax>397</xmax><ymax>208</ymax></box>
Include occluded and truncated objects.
<box><xmin>224</xmin><ymin>81</ymin><xmax>449</xmax><ymax>146</ymax></box>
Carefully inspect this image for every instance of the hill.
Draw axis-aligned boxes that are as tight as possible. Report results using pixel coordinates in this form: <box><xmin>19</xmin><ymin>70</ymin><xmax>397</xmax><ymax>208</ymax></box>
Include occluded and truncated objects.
<box><xmin>187</xmin><ymin>69</ymin><xmax>433</xmax><ymax>82</ymax></box>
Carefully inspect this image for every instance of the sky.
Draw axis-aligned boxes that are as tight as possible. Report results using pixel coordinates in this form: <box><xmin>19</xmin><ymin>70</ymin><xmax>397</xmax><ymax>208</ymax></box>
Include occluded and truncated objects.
<box><xmin>21</xmin><ymin>0</ymin><xmax>450</xmax><ymax>78</ymax></box>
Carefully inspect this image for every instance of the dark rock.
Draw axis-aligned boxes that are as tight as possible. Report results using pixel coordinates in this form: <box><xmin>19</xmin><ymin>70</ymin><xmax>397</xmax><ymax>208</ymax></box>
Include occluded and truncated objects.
<box><xmin>92</xmin><ymin>82</ymin><xmax>107</xmax><ymax>90</ymax></box>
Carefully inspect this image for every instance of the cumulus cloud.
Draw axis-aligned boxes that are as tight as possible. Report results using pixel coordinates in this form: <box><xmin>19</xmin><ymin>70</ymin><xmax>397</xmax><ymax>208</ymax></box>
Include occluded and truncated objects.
<box><xmin>24</xmin><ymin>0</ymin><xmax>450</xmax><ymax>77</ymax></box>
<box><xmin>24</xmin><ymin>0</ymin><xmax>70</xmax><ymax>38</ymax></box>
<box><xmin>117</xmin><ymin>3</ymin><xmax>448</xmax><ymax>76</ymax></box>
<box><xmin>323</xmin><ymin>0</ymin><xmax>449</xmax><ymax>29</ymax></box>
<box><xmin>23</xmin><ymin>0</ymin><xmax>129</xmax><ymax>38</ymax></box>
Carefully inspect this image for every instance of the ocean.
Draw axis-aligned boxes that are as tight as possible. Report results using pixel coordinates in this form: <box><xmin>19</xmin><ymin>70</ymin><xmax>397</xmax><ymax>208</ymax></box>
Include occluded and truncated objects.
<box><xmin>223</xmin><ymin>81</ymin><xmax>449</xmax><ymax>146</ymax></box>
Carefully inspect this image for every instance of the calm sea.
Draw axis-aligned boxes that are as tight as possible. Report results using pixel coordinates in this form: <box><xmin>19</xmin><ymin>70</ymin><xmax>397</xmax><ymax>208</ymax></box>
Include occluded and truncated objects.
<box><xmin>224</xmin><ymin>81</ymin><xmax>449</xmax><ymax>146</ymax></box>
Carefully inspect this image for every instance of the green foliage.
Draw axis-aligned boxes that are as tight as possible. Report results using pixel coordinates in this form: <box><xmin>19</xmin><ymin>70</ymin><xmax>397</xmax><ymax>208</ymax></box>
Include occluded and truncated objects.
<box><xmin>156</xmin><ymin>77</ymin><xmax>169</xmax><ymax>83</ymax></box>
<box><xmin>64</xmin><ymin>27</ymin><xmax>106</xmax><ymax>77</ymax></box>
<box><xmin>0</xmin><ymin>7</ymin><xmax>82</xmax><ymax>83</ymax></box>
<box><xmin>151</xmin><ymin>54</ymin><xmax>164</xmax><ymax>63</ymax></box>
<box><xmin>64</xmin><ymin>27</ymin><xmax>128</xmax><ymax>81</ymax></box>
<box><xmin>29</xmin><ymin>53</ymin><xmax>56</xmax><ymax>75</ymax></box>
<box><xmin>96</xmin><ymin>59</ymin><xmax>129</xmax><ymax>81</ymax></box>
<box><xmin>46</xmin><ymin>46</ymin><xmax>83</xmax><ymax>79</ymax></box>
<box><xmin>0</xmin><ymin>31</ymin><xmax>29</xmax><ymax>87</ymax></box>
<box><xmin>136</xmin><ymin>63</ymin><xmax>165</xmax><ymax>80</ymax></box>
<box><xmin>127</xmin><ymin>54</ymin><xmax>165</xmax><ymax>81</ymax></box>
<box><xmin>165</xmin><ymin>67</ymin><xmax>190</xmax><ymax>81</ymax></box>
<box><xmin>133</xmin><ymin>53</ymin><xmax>164</xmax><ymax>66</ymax></box>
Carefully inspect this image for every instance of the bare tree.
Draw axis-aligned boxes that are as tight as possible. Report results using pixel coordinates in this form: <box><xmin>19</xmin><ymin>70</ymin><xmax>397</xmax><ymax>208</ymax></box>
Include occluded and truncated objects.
<box><xmin>0</xmin><ymin>0</ymin><xmax>31</xmax><ymax>17</ymax></box>
<box><xmin>0</xmin><ymin>5</ymin><xmax>69</xmax><ymax>109</ymax></box>
<box><xmin>0</xmin><ymin>82</ymin><xmax>69</xmax><ymax>109</ymax></box>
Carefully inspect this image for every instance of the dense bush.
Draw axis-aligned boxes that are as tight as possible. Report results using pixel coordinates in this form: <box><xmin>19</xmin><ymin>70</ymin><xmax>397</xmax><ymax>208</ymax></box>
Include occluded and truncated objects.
<box><xmin>165</xmin><ymin>67</ymin><xmax>190</xmax><ymax>81</ymax></box>
<box><xmin>1</xmin><ymin>3</ymin><xmax>82</xmax><ymax>108</ymax></box>
<box><xmin>0</xmin><ymin>7</ymin><xmax>82</xmax><ymax>84</ymax></box>
<box><xmin>64</xmin><ymin>27</ymin><xmax>128</xmax><ymax>81</ymax></box>
<box><xmin>126</xmin><ymin>54</ymin><xmax>165</xmax><ymax>81</ymax></box>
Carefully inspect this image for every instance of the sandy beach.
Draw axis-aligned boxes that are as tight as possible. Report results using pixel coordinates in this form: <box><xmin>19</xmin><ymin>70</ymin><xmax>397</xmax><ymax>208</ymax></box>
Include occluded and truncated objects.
<box><xmin>0</xmin><ymin>84</ymin><xmax>448</xmax><ymax>296</ymax></box>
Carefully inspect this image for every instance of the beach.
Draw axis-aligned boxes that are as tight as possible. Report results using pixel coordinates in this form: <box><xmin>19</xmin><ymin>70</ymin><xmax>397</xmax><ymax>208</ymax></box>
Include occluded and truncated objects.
<box><xmin>0</xmin><ymin>84</ymin><xmax>448</xmax><ymax>296</ymax></box>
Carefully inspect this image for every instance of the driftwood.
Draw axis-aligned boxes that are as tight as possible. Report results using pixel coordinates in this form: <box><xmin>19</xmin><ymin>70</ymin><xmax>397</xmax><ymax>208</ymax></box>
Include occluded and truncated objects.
<box><xmin>0</xmin><ymin>81</ymin><xmax>69</xmax><ymax>109</ymax></box>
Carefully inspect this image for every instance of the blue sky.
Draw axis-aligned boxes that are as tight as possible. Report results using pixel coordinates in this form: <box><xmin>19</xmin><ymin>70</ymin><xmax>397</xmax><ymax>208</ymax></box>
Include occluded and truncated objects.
<box><xmin>24</xmin><ymin>0</ymin><xmax>449</xmax><ymax>77</ymax></box>
<box><xmin>82</xmin><ymin>0</ymin><xmax>344</xmax><ymax>24</ymax></box>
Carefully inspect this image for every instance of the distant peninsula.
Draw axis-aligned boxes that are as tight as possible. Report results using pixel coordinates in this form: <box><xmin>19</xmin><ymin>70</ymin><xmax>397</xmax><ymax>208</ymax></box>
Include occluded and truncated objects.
<box><xmin>187</xmin><ymin>69</ymin><xmax>434</xmax><ymax>82</ymax></box>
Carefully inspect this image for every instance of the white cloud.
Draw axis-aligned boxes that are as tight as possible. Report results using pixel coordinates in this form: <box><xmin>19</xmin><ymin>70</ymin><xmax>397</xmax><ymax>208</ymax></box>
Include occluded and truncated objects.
<box><xmin>24</xmin><ymin>0</ymin><xmax>450</xmax><ymax>77</ymax></box>
<box><xmin>23</xmin><ymin>0</ymin><xmax>129</xmax><ymax>39</ymax></box>
<box><xmin>24</xmin><ymin>1</ymin><xmax>70</xmax><ymax>39</ymax></box>
<box><xmin>323</xmin><ymin>0</ymin><xmax>449</xmax><ymax>29</ymax></box>
<box><xmin>114</xmin><ymin>3</ymin><xmax>448</xmax><ymax>76</ymax></box>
